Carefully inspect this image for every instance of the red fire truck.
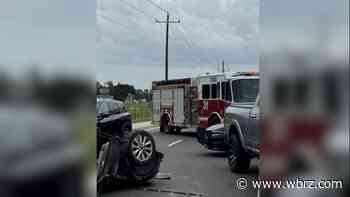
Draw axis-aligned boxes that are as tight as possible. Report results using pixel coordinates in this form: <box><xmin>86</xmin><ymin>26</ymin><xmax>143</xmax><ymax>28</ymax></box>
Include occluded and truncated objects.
<box><xmin>197</xmin><ymin>72</ymin><xmax>259</xmax><ymax>129</ymax></box>
<box><xmin>152</xmin><ymin>78</ymin><xmax>198</xmax><ymax>133</ymax></box>
<box><xmin>152</xmin><ymin>71</ymin><xmax>259</xmax><ymax>133</ymax></box>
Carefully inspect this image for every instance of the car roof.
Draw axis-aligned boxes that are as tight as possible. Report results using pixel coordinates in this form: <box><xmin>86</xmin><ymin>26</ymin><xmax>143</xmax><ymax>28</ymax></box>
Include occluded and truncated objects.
<box><xmin>97</xmin><ymin>97</ymin><xmax>123</xmax><ymax>104</ymax></box>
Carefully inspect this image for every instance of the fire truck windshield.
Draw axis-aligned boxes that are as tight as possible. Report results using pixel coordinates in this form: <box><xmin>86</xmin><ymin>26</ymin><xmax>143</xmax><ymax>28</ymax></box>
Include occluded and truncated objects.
<box><xmin>232</xmin><ymin>79</ymin><xmax>259</xmax><ymax>103</ymax></box>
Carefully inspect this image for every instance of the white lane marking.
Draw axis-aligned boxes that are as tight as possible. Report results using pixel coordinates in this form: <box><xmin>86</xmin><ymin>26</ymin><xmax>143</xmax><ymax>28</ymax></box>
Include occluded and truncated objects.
<box><xmin>168</xmin><ymin>140</ymin><xmax>183</xmax><ymax>147</ymax></box>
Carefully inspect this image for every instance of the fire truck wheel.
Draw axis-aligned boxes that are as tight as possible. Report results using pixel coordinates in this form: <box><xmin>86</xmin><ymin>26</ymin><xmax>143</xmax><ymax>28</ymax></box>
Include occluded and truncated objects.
<box><xmin>174</xmin><ymin>127</ymin><xmax>182</xmax><ymax>134</ymax></box>
<box><xmin>160</xmin><ymin>116</ymin><xmax>171</xmax><ymax>133</ymax></box>
<box><xmin>226</xmin><ymin>132</ymin><xmax>251</xmax><ymax>173</ymax></box>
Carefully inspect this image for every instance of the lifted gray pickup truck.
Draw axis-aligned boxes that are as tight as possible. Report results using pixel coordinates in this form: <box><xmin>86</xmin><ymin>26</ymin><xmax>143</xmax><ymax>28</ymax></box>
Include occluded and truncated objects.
<box><xmin>224</xmin><ymin>95</ymin><xmax>259</xmax><ymax>172</ymax></box>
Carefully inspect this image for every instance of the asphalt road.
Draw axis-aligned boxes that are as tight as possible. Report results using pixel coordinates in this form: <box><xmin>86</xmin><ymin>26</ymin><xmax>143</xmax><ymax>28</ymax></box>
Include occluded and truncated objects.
<box><xmin>102</xmin><ymin>128</ymin><xmax>259</xmax><ymax>197</ymax></box>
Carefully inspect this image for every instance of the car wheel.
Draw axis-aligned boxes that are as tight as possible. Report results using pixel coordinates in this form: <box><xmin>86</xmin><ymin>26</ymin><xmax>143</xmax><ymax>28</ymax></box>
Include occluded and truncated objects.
<box><xmin>128</xmin><ymin>130</ymin><xmax>156</xmax><ymax>165</ymax></box>
<box><xmin>227</xmin><ymin>132</ymin><xmax>251</xmax><ymax>172</ymax></box>
<box><xmin>126</xmin><ymin>130</ymin><xmax>161</xmax><ymax>182</ymax></box>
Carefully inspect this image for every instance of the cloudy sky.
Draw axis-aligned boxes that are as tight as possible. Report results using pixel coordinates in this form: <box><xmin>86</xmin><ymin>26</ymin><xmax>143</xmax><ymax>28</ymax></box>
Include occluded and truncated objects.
<box><xmin>1</xmin><ymin>0</ymin><xmax>346</xmax><ymax>88</ymax></box>
<box><xmin>0</xmin><ymin>0</ymin><xmax>95</xmax><ymax>78</ymax></box>
<box><xmin>97</xmin><ymin>0</ymin><xmax>259</xmax><ymax>89</ymax></box>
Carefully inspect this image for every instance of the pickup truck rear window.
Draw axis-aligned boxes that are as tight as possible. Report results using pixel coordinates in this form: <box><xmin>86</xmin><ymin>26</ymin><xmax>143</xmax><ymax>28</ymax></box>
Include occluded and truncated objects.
<box><xmin>232</xmin><ymin>79</ymin><xmax>259</xmax><ymax>103</ymax></box>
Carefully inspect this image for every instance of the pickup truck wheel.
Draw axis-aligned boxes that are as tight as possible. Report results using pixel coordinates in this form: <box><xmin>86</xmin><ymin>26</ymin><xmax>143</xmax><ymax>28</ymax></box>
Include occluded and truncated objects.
<box><xmin>227</xmin><ymin>133</ymin><xmax>251</xmax><ymax>172</ymax></box>
<box><xmin>209</xmin><ymin>116</ymin><xmax>221</xmax><ymax>127</ymax></box>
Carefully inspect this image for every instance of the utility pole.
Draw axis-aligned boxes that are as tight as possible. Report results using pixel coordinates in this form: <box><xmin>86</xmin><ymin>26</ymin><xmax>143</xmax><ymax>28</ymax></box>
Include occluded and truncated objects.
<box><xmin>156</xmin><ymin>13</ymin><xmax>180</xmax><ymax>80</ymax></box>
<box><xmin>221</xmin><ymin>60</ymin><xmax>225</xmax><ymax>73</ymax></box>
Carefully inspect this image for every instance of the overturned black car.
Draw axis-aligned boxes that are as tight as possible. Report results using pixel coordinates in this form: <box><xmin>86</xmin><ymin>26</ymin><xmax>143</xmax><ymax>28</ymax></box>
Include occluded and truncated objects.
<box><xmin>96</xmin><ymin>98</ymin><xmax>163</xmax><ymax>190</ymax></box>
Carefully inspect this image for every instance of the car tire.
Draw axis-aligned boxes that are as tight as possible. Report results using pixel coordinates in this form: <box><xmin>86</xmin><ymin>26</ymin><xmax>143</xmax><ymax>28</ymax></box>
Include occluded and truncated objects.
<box><xmin>126</xmin><ymin>130</ymin><xmax>161</xmax><ymax>182</ymax></box>
<box><xmin>128</xmin><ymin>130</ymin><xmax>156</xmax><ymax>165</ymax></box>
<box><xmin>226</xmin><ymin>132</ymin><xmax>251</xmax><ymax>173</ymax></box>
<box><xmin>196</xmin><ymin>127</ymin><xmax>205</xmax><ymax>144</ymax></box>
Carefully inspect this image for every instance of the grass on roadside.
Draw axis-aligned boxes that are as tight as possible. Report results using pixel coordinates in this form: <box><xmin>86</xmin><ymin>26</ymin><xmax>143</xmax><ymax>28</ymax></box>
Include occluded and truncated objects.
<box><xmin>126</xmin><ymin>102</ymin><xmax>152</xmax><ymax>123</ymax></box>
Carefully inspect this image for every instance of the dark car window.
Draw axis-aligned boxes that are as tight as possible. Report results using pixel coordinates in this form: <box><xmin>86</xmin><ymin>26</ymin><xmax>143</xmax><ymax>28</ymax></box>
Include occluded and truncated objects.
<box><xmin>232</xmin><ymin>79</ymin><xmax>259</xmax><ymax>103</ymax></box>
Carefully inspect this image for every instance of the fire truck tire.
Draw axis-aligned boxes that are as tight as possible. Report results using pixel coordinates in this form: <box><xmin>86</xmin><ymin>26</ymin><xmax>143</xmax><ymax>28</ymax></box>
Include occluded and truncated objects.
<box><xmin>160</xmin><ymin>116</ymin><xmax>171</xmax><ymax>133</ymax></box>
<box><xmin>174</xmin><ymin>127</ymin><xmax>182</xmax><ymax>134</ymax></box>
<box><xmin>209</xmin><ymin>116</ymin><xmax>221</xmax><ymax>127</ymax></box>
<box><xmin>226</xmin><ymin>132</ymin><xmax>251</xmax><ymax>173</ymax></box>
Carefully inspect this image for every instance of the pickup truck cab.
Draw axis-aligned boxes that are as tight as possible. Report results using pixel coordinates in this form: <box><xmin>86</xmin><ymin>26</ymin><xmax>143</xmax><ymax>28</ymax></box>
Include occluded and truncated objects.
<box><xmin>224</xmin><ymin>95</ymin><xmax>259</xmax><ymax>172</ymax></box>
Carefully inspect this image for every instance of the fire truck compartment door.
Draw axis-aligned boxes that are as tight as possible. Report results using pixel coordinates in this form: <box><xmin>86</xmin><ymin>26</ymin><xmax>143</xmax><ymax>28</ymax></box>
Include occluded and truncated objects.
<box><xmin>160</xmin><ymin>89</ymin><xmax>173</xmax><ymax>106</ymax></box>
<box><xmin>152</xmin><ymin>90</ymin><xmax>161</xmax><ymax>121</ymax></box>
<box><xmin>174</xmin><ymin>88</ymin><xmax>185</xmax><ymax>124</ymax></box>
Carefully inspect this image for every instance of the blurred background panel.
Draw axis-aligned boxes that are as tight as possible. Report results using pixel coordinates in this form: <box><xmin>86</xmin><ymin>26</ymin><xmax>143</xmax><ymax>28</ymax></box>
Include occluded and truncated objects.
<box><xmin>260</xmin><ymin>0</ymin><xmax>349</xmax><ymax>197</ymax></box>
<box><xmin>0</xmin><ymin>0</ymin><xmax>96</xmax><ymax>196</ymax></box>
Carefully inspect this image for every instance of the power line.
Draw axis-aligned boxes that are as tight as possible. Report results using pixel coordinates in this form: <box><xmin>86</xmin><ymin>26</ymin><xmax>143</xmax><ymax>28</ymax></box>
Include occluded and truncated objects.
<box><xmin>119</xmin><ymin>0</ymin><xmax>155</xmax><ymax>21</ymax></box>
<box><xmin>172</xmin><ymin>22</ymin><xmax>207</xmax><ymax>64</ymax></box>
<box><xmin>98</xmin><ymin>14</ymin><xmax>135</xmax><ymax>31</ymax></box>
<box><xmin>143</xmin><ymin>0</ymin><xmax>169</xmax><ymax>13</ymax></box>
<box><xmin>143</xmin><ymin>1</ymin><xmax>200</xmax><ymax>61</ymax></box>
<box><xmin>117</xmin><ymin>0</ymin><xmax>175</xmax><ymax>39</ymax></box>
<box><xmin>156</xmin><ymin>13</ymin><xmax>180</xmax><ymax>80</ymax></box>
<box><xmin>176</xmin><ymin>24</ymin><xmax>193</xmax><ymax>48</ymax></box>
<box><xmin>157</xmin><ymin>3</ymin><xmax>207</xmax><ymax>64</ymax></box>
<box><xmin>171</xmin><ymin>5</ymin><xmax>215</xmax><ymax>65</ymax></box>
<box><xmin>98</xmin><ymin>13</ymin><xmax>165</xmax><ymax>51</ymax></box>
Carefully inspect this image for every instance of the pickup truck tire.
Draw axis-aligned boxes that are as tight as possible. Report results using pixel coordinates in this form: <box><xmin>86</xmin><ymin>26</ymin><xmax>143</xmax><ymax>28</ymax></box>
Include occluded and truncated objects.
<box><xmin>227</xmin><ymin>132</ymin><xmax>251</xmax><ymax>172</ymax></box>
<box><xmin>209</xmin><ymin>116</ymin><xmax>221</xmax><ymax>127</ymax></box>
